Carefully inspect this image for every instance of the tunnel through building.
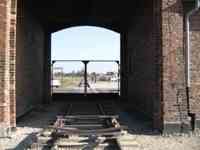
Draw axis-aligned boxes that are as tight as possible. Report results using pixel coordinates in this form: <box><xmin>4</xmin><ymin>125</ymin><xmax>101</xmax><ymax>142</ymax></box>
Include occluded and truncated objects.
<box><xmin>1</xmin><ymin>0</ymin><xmax>200</xmax><ymax>140</ymax></box>
<box><xmin>2</xmin><ymin>0</ymin><xmax>198</xmax><ymax>135</ymax></box>
<box><xmin>14</xmin><ymin>0</ymin><xmax>162</xmax><ymax>132</ymax></box>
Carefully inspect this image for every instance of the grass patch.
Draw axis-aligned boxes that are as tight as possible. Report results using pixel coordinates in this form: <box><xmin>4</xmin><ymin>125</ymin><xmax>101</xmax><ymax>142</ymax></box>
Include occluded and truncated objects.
<box><xmin>61</xmin><ymin>76</ymin><xmax>82</xmax><ymax>88</ymax></box>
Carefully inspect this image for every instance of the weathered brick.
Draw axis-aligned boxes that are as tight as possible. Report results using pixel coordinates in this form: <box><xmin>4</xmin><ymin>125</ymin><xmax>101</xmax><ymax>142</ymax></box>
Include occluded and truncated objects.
<box><xmin>0</xmin><ymin>0</ymin><xmax>200</xmax><ymax>134</ymax></box>
<box><xmin>189</xmin><ymin>11</ymin><xmax>200</xmax><ymax>122</ymax></box>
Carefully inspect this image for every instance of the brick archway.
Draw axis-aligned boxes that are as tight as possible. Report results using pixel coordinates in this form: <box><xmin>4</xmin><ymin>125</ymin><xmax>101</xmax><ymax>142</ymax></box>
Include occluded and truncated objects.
<box><xmin>1</xmin><ymin>0</ymin><xmax>200</xmax><ymax>134</ymax></box>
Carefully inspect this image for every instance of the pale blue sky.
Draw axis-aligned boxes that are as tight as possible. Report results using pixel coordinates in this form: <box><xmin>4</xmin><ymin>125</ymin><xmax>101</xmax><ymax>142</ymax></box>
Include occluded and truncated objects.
<box><xmin>51</xmin><ymin>26</ymin><xmax>120</xmax><ymax>73</ymax></box>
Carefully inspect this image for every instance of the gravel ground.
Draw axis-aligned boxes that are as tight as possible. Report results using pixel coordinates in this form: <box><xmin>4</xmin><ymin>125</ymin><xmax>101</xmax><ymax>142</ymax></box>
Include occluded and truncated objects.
<box><xmin>0</xmin><ymin>101</ymin><xmax>199</xmax><ymax>150</ymax></box>
<box><xmin>117</xmin><ymin>132</ymin><xmax>200</xmax><ymax>150</ymax></box>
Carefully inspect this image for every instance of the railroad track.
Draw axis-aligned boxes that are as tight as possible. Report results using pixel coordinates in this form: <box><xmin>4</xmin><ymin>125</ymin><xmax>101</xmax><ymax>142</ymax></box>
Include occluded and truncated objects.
<box><xmin>30</xmin><ymin>102</ymin><xmax>125</xmax><ymax>150</ymax></box>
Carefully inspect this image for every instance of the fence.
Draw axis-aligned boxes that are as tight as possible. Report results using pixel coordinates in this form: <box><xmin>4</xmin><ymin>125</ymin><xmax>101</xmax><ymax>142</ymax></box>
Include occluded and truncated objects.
<box><xmin>51</xmin><ymin>60</ymin><xmax>120</xmax><ymax>95</ymax></box>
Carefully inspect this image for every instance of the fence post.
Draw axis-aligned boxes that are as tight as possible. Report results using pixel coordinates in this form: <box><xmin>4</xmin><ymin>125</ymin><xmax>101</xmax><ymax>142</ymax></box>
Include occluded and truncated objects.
<box><xmin>116</xmin><ymin>61</ymin><xmax>120</xmax><ymax>94</ymax></box>
<box><xmin>82</xmin><ymin>61</ymin><xmax>89</xmax><ymax>95</ymax></box>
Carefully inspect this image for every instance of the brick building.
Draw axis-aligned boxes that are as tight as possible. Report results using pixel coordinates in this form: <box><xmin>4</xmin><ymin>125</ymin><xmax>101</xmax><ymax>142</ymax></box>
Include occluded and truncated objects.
<box><xmin>0</xmin><ymin>0</ymin><xmax>200</xmax><ymax>134</ymax></box>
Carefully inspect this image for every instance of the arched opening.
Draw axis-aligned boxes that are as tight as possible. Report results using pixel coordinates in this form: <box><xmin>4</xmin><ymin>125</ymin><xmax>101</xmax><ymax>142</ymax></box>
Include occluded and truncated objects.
<box><xmin>51</xmin><ymin>26</ymin><xmax>120</xmax><ymax>96</ymax></box>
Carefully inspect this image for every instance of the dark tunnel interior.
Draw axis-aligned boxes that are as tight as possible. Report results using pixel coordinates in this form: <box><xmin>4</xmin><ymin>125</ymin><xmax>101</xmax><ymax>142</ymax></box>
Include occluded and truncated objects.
<box><xmin>16</xmin><ymin>0</ymin><xmax>163</xmax><ymax>131</ymax></box>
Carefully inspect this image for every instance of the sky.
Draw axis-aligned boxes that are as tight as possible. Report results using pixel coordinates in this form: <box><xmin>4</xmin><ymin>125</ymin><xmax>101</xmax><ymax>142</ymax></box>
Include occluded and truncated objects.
<box><xmin>51</xmin><ymin>26</ymin><xmax>120</xmax><ymax>73</ymax></box>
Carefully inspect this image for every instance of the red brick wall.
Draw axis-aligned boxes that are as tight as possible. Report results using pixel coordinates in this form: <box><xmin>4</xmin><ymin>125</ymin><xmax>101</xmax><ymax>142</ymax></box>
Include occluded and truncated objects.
<box><xmin>1</xmin><ymin>0</ymin><xmax>199</xmax><ymax>133</ymax></box>
<box><xmin>16</xmin><ymin>1</ymin><xmax>45</xmax><ymax>117</ymax></box>
<box><xmin>126</xmin><ymin>0</ymin><xmax>157</xmax><ymax>117</ymax></box>
<box><xmin>124</xmin><ymin>0</ymin><xmax>163</xmax><ymax>130</ymax></box>
<box><xmin>162</xmin><ymin>0</ymin><xmax>189</xmax><ymax>129</ymax></box>
<box><xmin>0</xmin><ymin>0</ymin><xmax>17</xmax><ymax>127</ymax></box>
<box><xmin>189</xmin><ymin>11</ymin><xmax>200</xmax><ymax>120</ymax></box>
<box><xmin>121</xmin><ymin>0</ymin><xmax>190</xmax><ymax>132</ymax></box>
<box><xmin>10</xmin><ymin>0</ymin><xmax>17</xmax><ymax>127</ymax></box>
<box><xmin>0</xmin><ymin>0</ymin><xmax>9</xmax><ymax>125</ymax></box>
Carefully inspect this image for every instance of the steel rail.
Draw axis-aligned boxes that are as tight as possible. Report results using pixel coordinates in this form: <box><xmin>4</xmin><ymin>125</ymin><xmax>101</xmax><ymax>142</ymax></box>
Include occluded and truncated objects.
<box><xmin>31</xmin><ymin>103</ymin><xmax>123</xmax><ymax>149</ymax></box>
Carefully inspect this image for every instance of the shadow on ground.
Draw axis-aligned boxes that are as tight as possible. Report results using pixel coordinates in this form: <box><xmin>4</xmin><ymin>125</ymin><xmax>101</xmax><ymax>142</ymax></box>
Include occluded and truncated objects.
<box><xmin>12</xmin><ymin>100</ymin><xmax>159</xmax><ymax>149</ymax></box>
<box><xmin>5</xmin><ymin>133</ymin><xmax>37</xmax><ymax>150</ymax></box>
<box><xmin>17</xmin><ymin>100</ymin><xmax>157</xmax><ymax>134</ymax></box>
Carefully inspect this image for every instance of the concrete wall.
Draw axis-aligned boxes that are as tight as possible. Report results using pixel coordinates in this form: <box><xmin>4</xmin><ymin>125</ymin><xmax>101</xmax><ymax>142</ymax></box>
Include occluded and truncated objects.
<box><xmin>16</xmin><ymin>6</ymin><xmax>45</xmax><ymax>117</ymax></box>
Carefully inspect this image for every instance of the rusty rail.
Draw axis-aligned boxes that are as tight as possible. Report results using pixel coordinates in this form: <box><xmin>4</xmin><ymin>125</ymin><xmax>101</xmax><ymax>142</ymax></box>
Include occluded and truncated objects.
<box><xmin>30</xmin><ymin>103</ymin><xmax>124</xmax><ymax>149</ymax></box>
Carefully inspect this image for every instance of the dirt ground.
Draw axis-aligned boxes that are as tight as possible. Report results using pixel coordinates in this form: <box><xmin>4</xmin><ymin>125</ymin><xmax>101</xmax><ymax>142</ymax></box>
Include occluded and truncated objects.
<box><xmin>117</xmin><ymin>132</ymin><xmax>200</xmax><ymax>150</ymax></box>
<box><xmin>0</xmin><ymin>101</ymin><xmax>199</xmax><ymax>150</ymax></box>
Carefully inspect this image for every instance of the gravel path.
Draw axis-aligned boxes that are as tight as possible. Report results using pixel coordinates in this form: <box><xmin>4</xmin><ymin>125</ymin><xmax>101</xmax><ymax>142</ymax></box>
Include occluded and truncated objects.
<box><xmin>117</xmin><ymin>132</ymin><xmax>200</xmax><ymax>150</ymax></box>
